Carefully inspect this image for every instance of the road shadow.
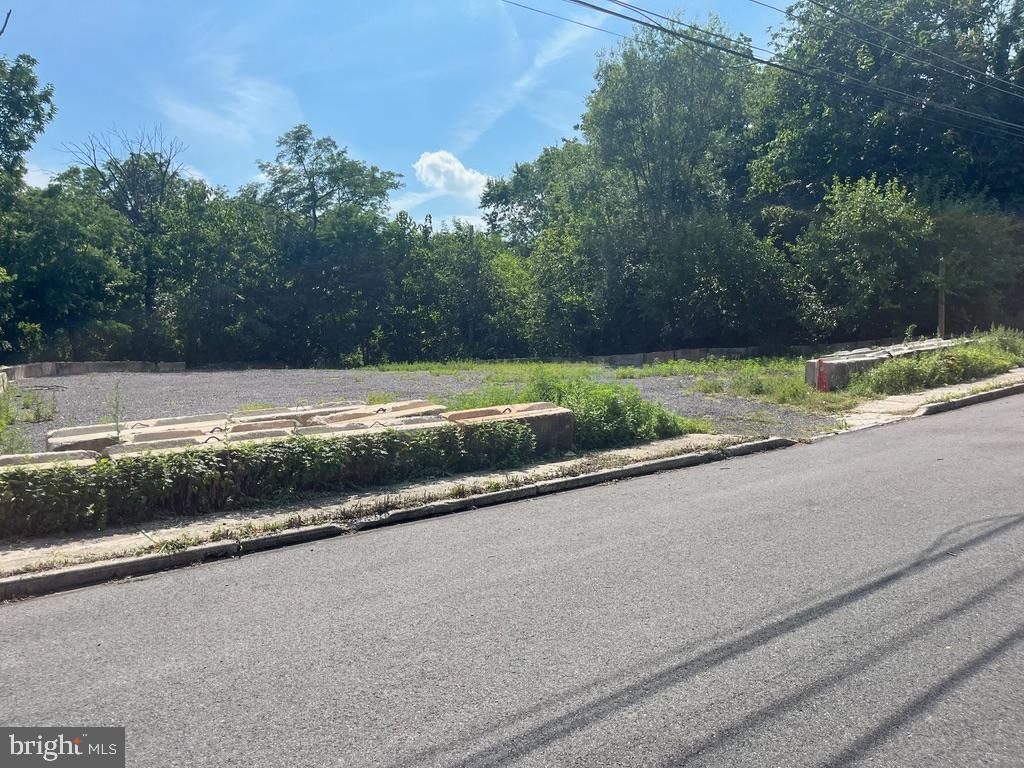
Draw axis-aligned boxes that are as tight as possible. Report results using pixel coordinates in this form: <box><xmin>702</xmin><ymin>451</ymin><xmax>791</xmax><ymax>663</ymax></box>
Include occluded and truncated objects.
<box><xmin>399</xmin><ymin>512</ymin><xmax>1024</xmax><ymax>767</ymax></box>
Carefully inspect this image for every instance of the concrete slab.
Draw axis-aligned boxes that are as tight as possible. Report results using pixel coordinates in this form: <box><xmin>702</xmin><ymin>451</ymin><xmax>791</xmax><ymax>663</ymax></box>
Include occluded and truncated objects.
<box><xmin>0</xmin><ymin>450</ymin><xmax>100</xmax><ymax>472</ymax></box>
<box><xmin>806</xmin><ymin>338</ymin><xmax>968</xmax><ymax>390</ymax></box>
<box><xmin>312</xmin><ymin>401</ymin><xmax>445</xmax><ymax>426</ymax></box>
<box><xmin>443</xmin><ymin>402</ymin><xmax>576</xmax><ymax>454</ymax></box>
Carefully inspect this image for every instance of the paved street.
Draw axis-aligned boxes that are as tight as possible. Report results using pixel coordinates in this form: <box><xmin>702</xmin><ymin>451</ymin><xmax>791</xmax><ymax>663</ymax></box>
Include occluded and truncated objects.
<box><xmin>3</xmin><ymin>397</ymin><xmax>1023</xmax><ymax>767</ymax></box>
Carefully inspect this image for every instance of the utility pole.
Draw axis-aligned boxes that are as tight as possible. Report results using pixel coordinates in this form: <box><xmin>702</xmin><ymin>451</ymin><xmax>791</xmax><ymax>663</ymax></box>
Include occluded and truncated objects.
<box><xmin>937</xmin><ymin>256</ymin><xmax>946</xmax><ymax>339</ymax></box>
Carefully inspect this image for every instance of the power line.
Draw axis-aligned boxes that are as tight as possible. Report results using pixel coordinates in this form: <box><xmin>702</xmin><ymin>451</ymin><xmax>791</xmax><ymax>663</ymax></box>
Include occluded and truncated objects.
<box><xmin>562</xmin><ymin>0</ymin><xmax>1024</xmax><ymax>143</ymax></box>
<box><xmin>741</xmin><ymin>0</ymin><xmax>1024</xmax><ymax>103</ymax></box>
<box><xmin>501</xmin><ymin>0</ymin><xmax>624</xmax><ymax>37</ymax></box>
<box><xmin>800</xmin><ymin>0</ymin><xmax>1024</xmax><ymax>95</ymax></box>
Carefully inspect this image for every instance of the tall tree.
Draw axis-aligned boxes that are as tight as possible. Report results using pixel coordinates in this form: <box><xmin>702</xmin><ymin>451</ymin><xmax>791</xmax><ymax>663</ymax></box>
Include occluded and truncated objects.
<box><xmin>258</xmin><ymin>124</ymin><xmax>400</xmax><ymax>234</ymax></box>
<box><xmin>69</xmin><ymin>129</ymin><xmax>184</xmax><ymax>322</ymax></box>
<box><xmin>0</xmin><ymin>53</ymin><xmax>55</xmax><ymax>207</ymax></box>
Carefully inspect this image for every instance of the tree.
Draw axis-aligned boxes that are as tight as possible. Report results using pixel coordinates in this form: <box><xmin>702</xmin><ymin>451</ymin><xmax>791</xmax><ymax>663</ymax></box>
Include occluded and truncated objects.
<box><xmin>748</xmin><ymin>0</ymin><xmax>1024</xmax><ymax>208</ymax></box>
<box><xmin>926</xmin><ymin>201</ymin><xmax>1022</xmax><ymax>334</ymax></box>
<box><xmin>0</xmin><ymin>183</ymin><xmax>130</xmax><ymax>359</ymax></box>
<box><xmin>258</xmin><ymin>124</ymin><xmax>401</xmax><ymax>234</ymax></box>
<box><xmin>69</xmin><ymin>129</ymin><xmax>184</xmax><ymax>326</ymax></box>
<box><xmin>0</xmin><ymin>54</ymin><xmax>55</xmax><ymax>207</ymax></box>
<box><xmin>791</xmin><ymin>177</ymin><xmax>934</xmax><ymax>339</ymax></box>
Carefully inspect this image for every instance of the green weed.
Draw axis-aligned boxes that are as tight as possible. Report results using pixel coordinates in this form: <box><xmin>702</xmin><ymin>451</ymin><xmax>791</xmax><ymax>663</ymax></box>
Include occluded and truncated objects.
<box><xmin>851</xmin><ymin>338</ymin><xmax>1022</xmax><ymax>396</ymax></box>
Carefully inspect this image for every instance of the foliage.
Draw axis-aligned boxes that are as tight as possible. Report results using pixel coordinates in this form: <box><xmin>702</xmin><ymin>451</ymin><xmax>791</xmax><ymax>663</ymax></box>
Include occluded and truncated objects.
<box><xmin>0</xmin><ymin>422</ymin><xmax>536</xmax><ymax>539</ymax></box>
<box><xmin>443</xmin><ymin>369</ymin><xmax>709</xmax><ymax>450</ymax></box>
<box><xmin>0</xmin><ymin>54</ymin><xmax>55</xmax><ymax>207</ymax></box>
<box><xmin>1</xmin><ymin>16</ymin><xmax>1023</xmax><ymax>366</ymax></box>
<box><xmin>851</xmin><ymin>338</ymin><xmax>1023</xmax><ymax>396</ymax></box>
<box><xmin>0</xmin><ymin>390</ymin><xmax>28</xmax><ymax>454</ymax></box>
<box><xmin>791</xmin><ymin>177</ymin><xmax>934</xmax><ymax>339</ymax></box>
<box><xmin>617</xmin><ymin>355</ymin><xmax>860</xmax><ymax>413</ymax></box>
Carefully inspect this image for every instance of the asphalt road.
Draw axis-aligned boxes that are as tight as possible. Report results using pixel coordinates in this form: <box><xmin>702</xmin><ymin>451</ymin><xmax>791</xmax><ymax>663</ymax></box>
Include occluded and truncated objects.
<box><xmin>3</xmin><ymin>398</ymin><xmax>1023</xmax><ymax>767</ymax></box>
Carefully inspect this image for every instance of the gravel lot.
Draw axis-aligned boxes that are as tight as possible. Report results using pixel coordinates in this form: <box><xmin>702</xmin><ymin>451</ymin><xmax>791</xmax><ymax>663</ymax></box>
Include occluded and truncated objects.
<box><xmin>629</xmin><ymin>376</ymin><xmax>842</xmax><ymax>439</ymax></box>
<box><xmin>13</xmin><ymin>367</ymin><xmax>840</xmax><ymax>451</ymax></box>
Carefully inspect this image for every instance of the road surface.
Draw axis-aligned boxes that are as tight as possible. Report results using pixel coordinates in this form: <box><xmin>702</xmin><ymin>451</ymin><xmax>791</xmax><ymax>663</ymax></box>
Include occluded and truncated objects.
<box><xmin>3</xmin><ymin>397</ymin><xmax>1023</xmax><ymax>766</ymax></box>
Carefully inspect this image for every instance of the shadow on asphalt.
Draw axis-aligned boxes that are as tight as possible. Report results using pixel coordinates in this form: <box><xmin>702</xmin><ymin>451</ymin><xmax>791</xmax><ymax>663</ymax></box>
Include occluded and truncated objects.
<box><xmin>389</xmin><ymin>512</ymin><xmax>1024</xmax><ymax>767</ymax></box>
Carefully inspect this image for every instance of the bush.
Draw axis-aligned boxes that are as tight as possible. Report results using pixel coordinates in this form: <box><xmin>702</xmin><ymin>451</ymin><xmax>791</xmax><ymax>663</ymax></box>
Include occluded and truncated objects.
<box><xmin>0</xmin><ymin>422</ymin><xmax>536</xmax><ymax>539</ymax></box>
<box><xmin>518</xmin><ymin>370</ymin><xmax>708</xmax><ymax>450</ymax></box>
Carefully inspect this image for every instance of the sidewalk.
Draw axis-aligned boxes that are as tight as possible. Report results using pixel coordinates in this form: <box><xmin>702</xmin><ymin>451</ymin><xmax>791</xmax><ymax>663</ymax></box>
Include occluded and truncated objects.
<box><xmin>841</xmin><ymin>367</ymin><xmax>1024</xmax><ymax>430</ymax></box>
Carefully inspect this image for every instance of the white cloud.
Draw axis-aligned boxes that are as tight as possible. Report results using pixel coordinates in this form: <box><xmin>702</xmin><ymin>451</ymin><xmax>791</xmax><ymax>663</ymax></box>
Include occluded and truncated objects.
<box><xmin>454</xmin><ymin>12</ymin><xmax>603</xmax><ymax>150</ymax></box>
<box><xmin>441</xmin><ymin>213</ymin><xmax>487</xmax><ymax>230</ymax></box>
<box><xmin>23</xmin><ymin>164</ymin><xmax>54</xmax><ymax>188</ymax></box>
<box><xmin>155</xmin><ymin>54</ymin><xmax>301</xmax><ymax>145</ymax></box>
<box><xmin>391</xmin><ymin>150</ymin><xmax>488</xmax><ymax>212</ymax></box>
<box><xmin>181</xmin><ymin>164</ymin><xmax>207</xmax><ymax>182</ymax></box>
<box><xmin>414</xmin><ymin>150</ymin><xmax>488</xmax><ymax>198</ymax></box>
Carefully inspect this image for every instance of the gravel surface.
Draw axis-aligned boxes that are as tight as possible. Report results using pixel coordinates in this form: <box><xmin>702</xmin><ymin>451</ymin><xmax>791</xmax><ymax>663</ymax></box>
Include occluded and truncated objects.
<box><xmin>629</xmin><ymin>375</ymin><xmax>841</xmax><ymax>438</ymax></box>
<box><xmin>12</xmin><ymin>368</ymin><xmax>839</xmax><ymax>451</ymax></box>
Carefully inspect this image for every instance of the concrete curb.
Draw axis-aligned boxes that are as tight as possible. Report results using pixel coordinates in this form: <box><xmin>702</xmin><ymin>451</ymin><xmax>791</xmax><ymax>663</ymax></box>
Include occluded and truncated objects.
<box><xmin>914</xmin><ymin>381</ymin><xmax>1024</xmax><ymax>416</ymax></box>
<box><xmin>0</xmin><ymin>438</ymin><xmax>795</xmax><ymax>601</ymax></box>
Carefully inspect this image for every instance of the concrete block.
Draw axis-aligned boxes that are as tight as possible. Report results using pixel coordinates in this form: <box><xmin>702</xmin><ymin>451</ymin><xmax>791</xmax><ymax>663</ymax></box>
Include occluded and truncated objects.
<box><xmin>104</xmin><ymin>437</ymin><xmax>221</xmax><ymax>459</ymax></box>
<box><xmin>0</xmin><ymin>371</ymin><xmax>7</xmax><ymax>392</ymax></box>
<box><xmin>48</xmin><ymin>431</ymin><xmax>121</xmax><ymax>453</ymax></box>
<box><xmin>228</xmin><ymin>419</ymin><xmax>300</xmax><ymax>434</ymax></box>
<box><xmin>645</xmin><ymin>351</ymin><xmax>674</xmax><ymax>363</ymax></box>
<box><xmin>313</xmin><ymin>401</ymin><xmax>445</xmax><ymax>426</ymax></box>
<box><xmin>55</xmin><ymin>361</ymin><xmax>89</xmax><ymax>376</ymax></box>
<box><xmin>673</xmin><ymin>348</ymin><xmax>707</xmax><ymax>361</ymax></box>
<box><xmin>443</xmin><ymin>402</ymin><xmax>575</xmax><ymax>454</ymax></box>
<box><xmin>231</xmin><ymin>403</ymin><xmax>364</xmax><ymax>426</ymax></box>
<box><xmin>127</xmin><ymin>427</ymin><xmax>209</xmax><ymax>443</ymax></box>
<box><xmin>0</xmin><ymin>450</ymin><xmax>100</xmax><ymax>471</ymax></box>
<box><xmin>805</xmin><ymin>338</ymin><xmax>968</xmax><ymax>390</ymax></box>
<box><xmin>296</xmin><ymin>419</ymin><xmax>449</xmax><ymax>439</ymax></box>
<box><xmin>226</xmin><ymin>428</ymin><xmax>295</xmax><ymax>443</ymax></box>
<box><xmin>157</xmin><ymin>361</ymin><xmax>187</xmax><ymax>372</ymax></box>
<box><xmin>143</xmin><ymin>413</ymin><xmax>228</xmax><ymax>428</ymax></box>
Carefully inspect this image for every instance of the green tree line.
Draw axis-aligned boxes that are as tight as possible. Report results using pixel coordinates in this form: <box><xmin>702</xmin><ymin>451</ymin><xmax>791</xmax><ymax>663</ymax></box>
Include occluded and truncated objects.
<box><xmin>2</xmin><ymin>0</ymin><xmax>1023</xmax><ymax>365</ymax></box>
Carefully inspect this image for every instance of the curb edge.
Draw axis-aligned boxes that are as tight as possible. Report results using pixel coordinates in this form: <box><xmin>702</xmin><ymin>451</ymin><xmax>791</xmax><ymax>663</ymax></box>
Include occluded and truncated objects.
<box><xmin>0</xmin><ymin>437</ymin><xmax>795</xmax><ymax>602</ymax></box>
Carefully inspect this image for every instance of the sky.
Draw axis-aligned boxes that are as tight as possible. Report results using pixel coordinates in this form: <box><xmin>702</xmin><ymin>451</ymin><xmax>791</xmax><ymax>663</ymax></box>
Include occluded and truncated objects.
<box><xmin>4</xmin><ymin>1</ymin><xmax>780</xmax><ymax>226</ymax></box>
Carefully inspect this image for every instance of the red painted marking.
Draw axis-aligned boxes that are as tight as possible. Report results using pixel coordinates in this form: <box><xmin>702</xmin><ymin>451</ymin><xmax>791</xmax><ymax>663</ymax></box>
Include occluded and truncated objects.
<box><xmin>816</xmin><ymin>358</ymin><xmax>829</xmax><ymax>392</ymax></box>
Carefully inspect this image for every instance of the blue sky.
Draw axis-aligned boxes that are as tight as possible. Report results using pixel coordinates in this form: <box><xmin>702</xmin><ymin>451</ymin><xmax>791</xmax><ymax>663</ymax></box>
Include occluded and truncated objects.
<box><xmin>6</xmin><ymin>1</ymin><xmax>779</xmax><ymax>225</ymax></box>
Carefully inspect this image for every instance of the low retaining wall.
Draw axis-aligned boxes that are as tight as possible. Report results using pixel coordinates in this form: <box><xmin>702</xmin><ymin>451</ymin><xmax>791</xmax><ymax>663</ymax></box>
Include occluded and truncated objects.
<box><xmin>0</xmin><ymin>360</ymin><xmax>185</xmax><ymax>383</ymax></box>
<box><xmin>587</xmin><ymin>338</ymin><xmax>897</xmax><ymax>367</ymax></box>
<box><xmin>806</xmin><ymin>338</ymin><xmax>965</xmax><ymax>391</ymax></box>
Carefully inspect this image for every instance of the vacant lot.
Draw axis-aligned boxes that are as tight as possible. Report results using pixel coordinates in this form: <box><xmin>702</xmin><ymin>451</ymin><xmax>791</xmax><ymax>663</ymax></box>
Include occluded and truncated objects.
<box><xmin>12</xmin><ymin>361</ymin><xmax>845</xmax><ymax>451</ymax></box>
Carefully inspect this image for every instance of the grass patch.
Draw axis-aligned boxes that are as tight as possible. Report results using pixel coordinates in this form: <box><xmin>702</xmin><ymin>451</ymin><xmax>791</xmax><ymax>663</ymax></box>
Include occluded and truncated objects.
<box><xmin>615</xmin><ymin>356</ymin><xmax>802</xmax><ymax>379</ymax></box>
<box><xmin>0</xmin><ymin>391</ymin><xmax>29</xmax><ymax>454</ymax></box>
<box><xmin>617</xmin><ymin>355</ymin><xmax>858</xmax><ymax>414</ymax></box>
<box><xmin>236</xmin><ymin>402</ymin><xmax>281</xmax><ymax>412</ymax></box>
<box><xmin>1</xmin><ymin>385</ymin><xmax>61</xmax><ymax>454</ymax></box>
<box><xmin>691</xmin><ymin>377</ymin><xmax>725</xmax><ymax>394</ymax></box>
<box><xmin>441</xmin><ymin>369</ymin><xmax>710</xmax><ymax>450</ymax></box>
<box><xmin>730</xmin><ymin>371</ymin><xmax>861</xmax><ymax>413</ymax></box>
<box><xmin>369</xmin><ymin>359</ymin><xmax>604</xmax><ymax>383</ymax></box>
<box><xmin>851</xmin><ymin>334</ymin><xmax>1024</xmax><ymax>396</ymax></box>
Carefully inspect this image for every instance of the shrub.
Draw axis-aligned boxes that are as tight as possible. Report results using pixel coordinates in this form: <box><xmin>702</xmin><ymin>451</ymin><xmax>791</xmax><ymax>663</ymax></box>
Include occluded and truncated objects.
<box><xmin>851</xmin><ymin>340</ymin><xmax>1019</xmax><ymax>396</ymax></box>
<box><xmin>518</xmin><ymin>371</ymin><xmax>708</xmax><ymax>450</ymax></box>
<box><xmin>0</xmin><ymin>422</ymin><xmax>536</xmax><ymax>539</ymax></box>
